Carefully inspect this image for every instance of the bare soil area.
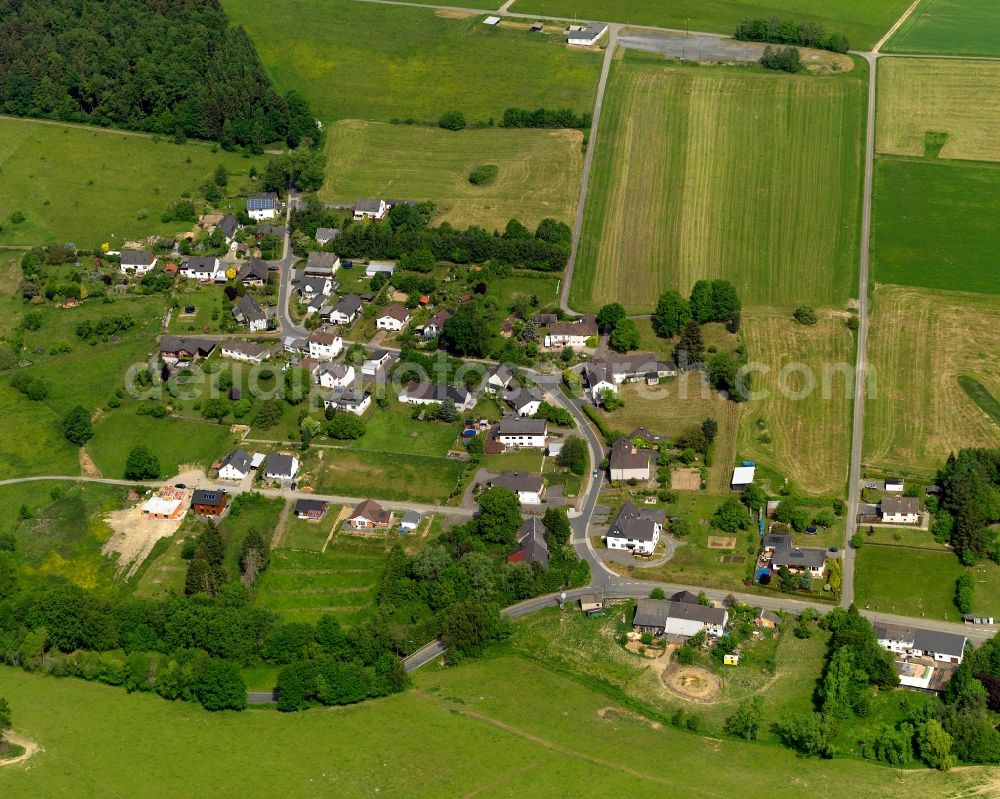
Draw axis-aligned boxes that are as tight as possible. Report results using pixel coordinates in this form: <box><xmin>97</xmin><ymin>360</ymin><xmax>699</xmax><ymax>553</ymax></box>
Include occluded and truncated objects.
<box><xmin>663</xmin><ymin>665</ymin><xmax>722</xmax><ymax>702</ymax></box>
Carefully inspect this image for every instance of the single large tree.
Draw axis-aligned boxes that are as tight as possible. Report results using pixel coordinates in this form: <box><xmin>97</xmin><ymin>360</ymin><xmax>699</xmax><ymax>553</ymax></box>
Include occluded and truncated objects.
<box><xmin>689</xmin><ymin>280</ymin><xmax>717</xmax><ymax>323</ymax></box>
<box><xmin>442</xmin><ymin>302</ymin><xmax>492</xmax><ymax>357</ymax></box>
<box><xmin>61</xmin><ymin>404</ymin><xmax>93</xmax><ymax>445</ymax></box>
<box><xmin>124</xmin><ymin>445</ymin><xmax>160</xmax><ymax>480</ymax></box>
<box><xmin>477</xmin><ymin>487</ymin><xmax>522</xmax><ymax>546</ymax></box>
<box><xmin>595</xmin><ymin>302</ymin><xmax>627</xmax><ymax>334</ymax></box>
<box><xmin>674</xmin><ymin>320</ymin><xmax>705</xmax><ymax>368</ymax></box>
<box><xmin>609</xmin><ymin>319</ymin><xmax>640</xmax><ymax>352</ymax></box>
<box><xmin>652</xmin><ymin>290</ymin><xmax>691</xmax><ymax>337</ymax></box>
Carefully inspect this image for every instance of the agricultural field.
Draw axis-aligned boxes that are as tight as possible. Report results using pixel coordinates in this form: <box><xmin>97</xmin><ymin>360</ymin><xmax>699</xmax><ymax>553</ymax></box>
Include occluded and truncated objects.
<box><xmin>255</xmin><ymin>526</ymin><xmax>389</xmax><ymax>627</ymax></box>
<box><xmin>594</xmin><ymin>373</ymin><xmax>740</xmax><ymax>492</ymax></box>
<box><xmin>737</xmin><ymin>308</ymin><xmax>855</xmax><ymax>496</ymax></box>
<box><xmin>876</xmin><ymin>58</ymin><xmax>1000</xmax><ymax>162</ymax></box>
<box><xmin>1</xmin><ymin>657</ymin><xmax>990</xmax><ymax>797</ymax></box>
<box><xmin>322</xmin><ymin>121</ymin><xmax>583</xmax><ymax>231</ymax></box>
<box><xmin>871</xmin><ymin>157</ymin><xmax>1000</xmax><ymax>294</ymax></box>
<box><xmin>509</xmin><ymin>0</ymin><xmax>912</xmax><ymax>50</ymax></box>
<box><xmin>885</xmin><ymin>0</ymin><xmax>1000</xmax><ymax>57</ymax></box>
<box><xmin>0</xmin><ymin>117</ymin><xmax>265</xmax><ymax>247</ymax></box>
<box><xmin>855</xmin><ymin>545</ymin><xmax>1000</xmax><ymax>621</ymax></box>
<box><xmin>863</xmin><ymin>285</ymin><xmax>1000</xmax><ymax>478</ymax></box>
<box><xmin>571</xmin><ymin>56</ymin><xmax>865</xmax><ymax>313</ymax></box>
<box><xmin>222</xmin><ymin>0</ymin><xmax>601</xmax><ymax>124</ymax></box>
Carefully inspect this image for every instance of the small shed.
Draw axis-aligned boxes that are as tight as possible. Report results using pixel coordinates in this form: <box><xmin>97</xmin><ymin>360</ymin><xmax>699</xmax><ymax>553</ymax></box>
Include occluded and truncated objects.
<box><xmin>530</xmin><ymin>21</ymin><xmax>544</xmax><ymax>32</ymax></box>
<box><xmin>884</xmin><ymin>477</ymin><xmax>904</xmax><ymax>493</ymax></box>
<box><xmin>580</xmin><ymin>593</ymin><xmax>604</xmax><ymax>612</ymax></box>
<box><xmin>483</xmin><ymin>15</ymin><xmax>501</xmax><ymax>25</ymax></box>
<box><xmin>724</xmin><ymin>651</ymin><xmax>741</xmax><ymax>667</ymax></box>
<box><xmin>731</xmin><ymin>465</ymin><xmax>756</xmax><ymax>490</ymax></box>
<box><xmin>399</xmin><ymin>511</ymin><xmax>423</xmax><ymax>532</ymax></box>
<box><xmin>250</xmin><ymin>452</ymin><xmax>266</xmax><ymax>469</ymax></box>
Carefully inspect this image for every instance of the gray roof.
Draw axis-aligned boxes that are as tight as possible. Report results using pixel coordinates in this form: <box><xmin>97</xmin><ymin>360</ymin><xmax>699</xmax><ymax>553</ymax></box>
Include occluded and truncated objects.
<box><xmin>486</xmin><ymin>363</ymin><xmax>514</xmax><ymax>386</ymax></box>
<box><xmin>159</xmin><ymin>336</ymin><xmax>216</xmax><ymax>357</ymax></box>
<box><xmin>222</xmin><ymin>339</ymin><xmax>268</xmax><ymax>358</ymax></box>
<box><xmin>238</xmin><ymin>258</ymin><xmax>269</xmax><ymax>282</ymax></box>
<box><xmin>516</xmin><ymin>516</ymin><xmax>546</xmax><ymax>544</ymax></box>
<box><xmin>608</xmin><ymin>500</ymin><xmax>664</xmax><ymax>542</ymax></box>
<box><xmin>220</xmin><ymin>448</ymin><xmax>251</xmax><ymax>473</ymax></box>
<box><xmin>192</xmin><ymin>489</ymin><xmax>226</xmax><ymax>507</ymax></box>
<box><xmin>315</xmin><ymin>227</ymin><xmax>338</xmax><ymax>242</ymax></box>
<box><xmin>306</xmin><ymin>251</ymin><xmax>338</xmax><ymax>271</ymax></box>
<box><xmin>913</xmin><ymin>628</ymin><xmax>966</xmax><ymax>658</ymax></box>
<box><xmin>588</xmin><ymin>352</ymin><xmax>675</xmax><ymax>383</ymax></box>
<box><xmin>667</xmin><ymin>601</ymin><xmax>727</xmax><ymax>626</ymax></box>
<box><xmin>184</xmin><ymin>256</ymin><xmax>219</xmax><ymax>271</ymax></box>
<box><xmin>497</xmin><ymin>418</ymin><xmax>547</xmax><ymax>437</ymax></box>
<box><xmin>505</xmin><ymin>387</ymin><xmax>542</xmax><ymax>410</ymax></box>
<box><xmin>567</xmin><ymin>22</ymin><xmax>608</xmax><ymax>41</ymax></box>
<box><xmin>610</xmin><ymin>438</ymin><xmax>651</xmax><ymax>471</ymax></box>
<box><xmin>218</xmin><ymin>214</ymin><xmax>240</xmax><ymax>239</ymax></box>
<box><xmin>333</xmin><ymin>294</ymin><xmax>363</xmax><ymax>316</ymax></box>
<box><xmin>670</xmin><ymin>590</ymin><xmax>700</xmax><ymax>605</ymax></box>
<box><xmin>628</xmin><ymin>427</ymin><xmax>666</xmax><ymax>443</ymax></box>
<box><xmin>234</xmin><ymin>294</ymin><xmax>266</xmax><ymax>323</ymax></box>
<box><xmin>256</xmin><ymin>223</ymin><xmax>286</xmax><ymax>237</ymax></box>
<box><xmin>401</xmin><ymin>511</ymin><xmax>423</xmax><ymax>525</ymax></box>
<box><xmin>881</xmin><ymin>496</ymin><xmax>920</xmax><ymax>515</ymax></box>
<box><xmin>328</xmin><ymin>386</ymin><xmax>369</xmax><ymax>405</ymax></box>
<box><xmin>490</xmin><ymin>471</ymin><xmax>545</xmax><ymax>494</ymax></box>
<box><xmin>318</xmin><ymin>362</ymin><xmax>351</xmax><ymax>380</ymax></box>
<box><xmin>757</xmin><ymin>609</ymin><xmax>782</xmax><ymax>625</ymax></box>
<box><xmin>511</xmin><ymin>532</ymin><xmax>549</xmax><ymax>568</ymax></box>
<box><xmin>295</xmin><ymin>498</ymin><xmax>326</xmax><ymax>515</ymax></box>
<box><xmin>121</xmin><ymin>249</ymin><xmax>155</xmax><ymax>266</ymax></box>
<box><xmin>873</xmin><ymin>621</ymin><xmax>915</xmax><ymax>642</ymax></box>
<box><xmin>633</xmin><ymin>598</ymin><xmax>671</xmax><ymax>628</ymax></box>
<box><xmin>771</xmin><ymin>546</ymin><xmax>827</xmax><ymax>569</ymax></box>
<box><xmin>355</xmin><ymin>198</ymin><xmax>384</xmax><ymax>213</ymax></box>
<box><xmin>763</xmin><ymin>533</ymin><xmax>792</xmax><ymax>550</ymax></box>
<box><xmin>402</xmin><ymin>382</ymin><xmax>469</xmax><ymax>405</ymax></box>
<box><xmin>547</xmin><ymin>316</ymin><xmax>598</xmax><ymax>337</ymax></box>
<box><xmin>265</xmin><ymin>453</ymin><xmax>296</xmax><ymax>476</ymax></box>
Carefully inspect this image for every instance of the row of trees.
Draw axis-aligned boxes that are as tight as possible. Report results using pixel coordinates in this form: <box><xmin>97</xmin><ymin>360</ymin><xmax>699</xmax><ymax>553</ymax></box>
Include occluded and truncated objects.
<box><xmin>734</xmin><ymin>17</ymin><xmax>850</xmax><ymax>53</ymax></box>
<box><xmin>0</xmin><ymin>0</ymin><xmax>319</xmax><ymax>149</ymax></box>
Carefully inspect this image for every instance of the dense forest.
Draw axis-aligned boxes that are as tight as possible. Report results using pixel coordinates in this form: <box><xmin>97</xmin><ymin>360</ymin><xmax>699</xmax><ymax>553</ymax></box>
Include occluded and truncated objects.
<box><xmin>0</xmin><ymin>0</ymin><xmax>317</xmax><ymax>148</ymax></box>
<box><xmin>934</xmin><ymin>448</ymin><xmax>1000</xmax><ymax>564</ymax></box>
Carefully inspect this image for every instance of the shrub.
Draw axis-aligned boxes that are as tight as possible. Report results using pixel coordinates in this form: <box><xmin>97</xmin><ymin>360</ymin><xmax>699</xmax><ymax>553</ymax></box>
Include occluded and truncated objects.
<box><xmin>468</xmin><ymin>164</ymin><xmax>498</xmax><ymax>186</ymax></box>
<box><xmin>793</xmin><ymin>305</ymin><xmax>818</xmax><ymax>325</ymax></box>
<box><xmin>760</xmin><ymin>45</ymin><xmax>801</xmax><ymax>73</ymax></box>
<box><xmin>438</xmin><ymin>111</ymin><xmax>466</xmax><ymax>131</ymax></box>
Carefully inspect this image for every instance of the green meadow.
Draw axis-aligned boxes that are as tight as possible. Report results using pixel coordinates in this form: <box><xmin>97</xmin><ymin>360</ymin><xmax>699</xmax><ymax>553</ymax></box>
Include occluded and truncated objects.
<box><xmin>885</xmin><ymin>0</ymin><xmax>1000</xmax><ymax>57</ymax></box>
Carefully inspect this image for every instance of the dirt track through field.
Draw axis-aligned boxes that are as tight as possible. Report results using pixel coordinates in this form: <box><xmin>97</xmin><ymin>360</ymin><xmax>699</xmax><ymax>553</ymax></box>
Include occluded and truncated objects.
<box><xmin>0</xmin><ymin>732</ymin><xmax>40</xmax><ymax>767</ymax></box>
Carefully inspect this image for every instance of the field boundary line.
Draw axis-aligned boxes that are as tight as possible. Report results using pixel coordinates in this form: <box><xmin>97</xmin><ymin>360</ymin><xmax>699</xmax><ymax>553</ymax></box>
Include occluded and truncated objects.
<box><xmin>322</xmin><ymin>507</ymin><xmax>352</xmax><ymax>553</ymax></box>
<box><xmin>872</xmin><ymin>0</ymin><xmax>924</xmax><ymax>54</ymax></box>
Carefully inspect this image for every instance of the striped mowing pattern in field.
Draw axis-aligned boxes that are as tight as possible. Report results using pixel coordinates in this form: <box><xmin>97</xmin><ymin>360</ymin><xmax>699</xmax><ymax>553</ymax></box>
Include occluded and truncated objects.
<box><xmin>572</xmin><ymin>61</ymin><xmax>864</xmax><ymax>313</ymax></box>
<box><xmin>321</xmin><ymin>120</ymin><xmax>583</xmax><ymax>230</ymax></box>
<box><xmin>737</xmin><ymin>308</ymin><xmax>855</xmax><ymax>496</ymax></box>
<box><xmin>863</xmin><ymin>285</ymin><xmax>1000</xmax><ymax>478</ymax></box>
<box><xmin>877</xmin><ymin>58</ymin><xmax>1000</xmax><ymax>162</ymax></box>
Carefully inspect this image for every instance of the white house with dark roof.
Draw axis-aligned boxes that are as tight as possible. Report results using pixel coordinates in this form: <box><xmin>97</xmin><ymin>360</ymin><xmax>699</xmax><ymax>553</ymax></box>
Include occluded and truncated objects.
<box><xmin>218</xmin><ymin>448</ymin><xmax>252</xmax><ymax>480</ymax></box>
<box><xmin>233</xmin><ymin>294</ymin><xmax>267</xmax><ymax>332</ymax></box>
<box><xmin>505</xmin><ymin>387</ymin><xmax>542</xmax><ymax>418</ymax></box>
<box><xmin>880</xmin><ymin>496</ymin><xmax>921</xmax><ymax>524</ymax></box>
<box><xmin>873</xmin><ymin>621</ymin><xmax>966</xmax><ymax>665</ymax></box>
<box><xmin>181</xmin><ymin>256</ymin><xmax>222</xmax><ymax>282</ymax></box>
<box><xmin>361</xmin><ymin>348</ymin><xmax>397</xmax><ymax>376</ymax></box>
<box><xmin>422</xmin><ymin>308</ymin><xmax>453</xmax><ymax>340</ymax></box>
<box><xmin>633</xmin><ymin>597</ymin><xmax>728</xmax><ymax>639</ymax></box>
<box><xmin>377</xmin><ymin>304</ymin><xmax>410</xmax><ymax>331</ymax></box>
<box><xmin>353</xmin><ymin>198</ymin><xmax>387</xmax><ymax>221</ymax></box>
<box><xmin>399</xmin><ymin>382</ymin><xmax>474</xmax><ymax>410</ymax></box>
<box><xmin>305</xmin><ymin>251</ymin><xmax>340</xmax><ymax>276</ymax></box>
<box><xmin>605</xmin><ymin>500</ymin><xmax>664</xmax><ymax>555</ymax></box>
<box><xmin>217</xmin><ymin>214</ymin><xmax>240</xmax><ymax>243</ymax></box>
<box><xmin>484</xmin><ymin>364</ymin><xmax>515</xmax><ymax>394</ymax></box>
<box><xmin>317</xmin><ymin>362</ymin><xmax>355</xmax><ymax>389</ymax></box>
<box><xmin>566</xmin><ymin>22</ymin><xmax>608</xmax><ymax>46</ymax></box>
<box><xmin>324</xmin><ymin>386</ymin><xmax>371</xmax><ymax>416</ymax></box>
<box><xmin>221</xmin><ymin>339</ymin><xmax>269</xmax><ymax>364</ymax></box>
<box><xmin>264</xmin><ymin>453</ymin><xmax>299</xmax><ymax>481</ymax></box>
<box><xmin>120</xmin><ymin>249</ymin><xmax>158</xmax><ymax>275</ymax></box>
<box><xmin>488</xmin><ymin>472</ymin><xmax>545</xmax><ymax>505</ymax></box>
<box><xmin>328</xmin><ymin>294</ymin><xmax>362</xmax><ymax>325</ymax></box>
<box><xmin>770</xmin><ymin>546</ymin><xmax>827</xmax><ymax>579</ymax></box>
<box><xmin>609</xmin><ymin>438</ymin><xmax>651</xmax><ymax>481</ymax></box>
<box><xmin>237</xmin><ymin>258</ymin><xmax>269</xmax><ymax>287</ymax></box>
<box><xmin>247</xmin><ymin>192</ymin><xmax>280</xmax><ymax>221</ymax></box>
<box><xmin>496</xmin><ymin>418</ymin><xmax>547</xmax><ymax>449</ymax></box>
<box><xmin>544</xmin><ymin>315</ymin><xmax>598</xmax><ymax>348</ymax></box>
<box><xmin>300</xmin><ymin>274</ymin><xmax>333</xmax><ymax>299</ymax></box>
<box><xmin>307</xmin><ymin>330</ymin><xmax>343</xmax><ymax>360</ymax></box>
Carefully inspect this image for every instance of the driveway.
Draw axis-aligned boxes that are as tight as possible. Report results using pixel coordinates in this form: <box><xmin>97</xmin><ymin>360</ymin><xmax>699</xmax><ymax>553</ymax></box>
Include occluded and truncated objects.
<box><xmin>596</xmin><ymin>535</ymin><xmax>685</xmax><ymax>568</ymax></box>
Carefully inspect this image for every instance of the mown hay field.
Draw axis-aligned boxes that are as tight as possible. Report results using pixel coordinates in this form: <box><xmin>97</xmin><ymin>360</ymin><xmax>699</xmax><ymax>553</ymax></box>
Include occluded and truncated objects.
<box><xmin>871</xmin><ymin>156</ymin><xmax>1000</xmax><ymax>294</ymax></box>
<box><xmin>876</xmin><ymin>57</ymin><xmax>1000</xmax><ymax>162</ymax></box>
<box><xmin>738</xmin><ymin>309</ymin><xmax>855</xmax><ymax>496</ymax></box>
<box><xmin>322</xmin><ymin>121</ymin><xmax>583</xmax><ymax>230</ymax></box>
<box><xmin>885</xmin><ymin>0</ymin><xmax>1000</xmax><ymax>57</ymax></box>
<box><xmin>0</xmin><ymin>117</ymin><xmax>265</xmax><ymax>247</ymax></box>
<box><xmin>509</xmin><ymin>0</ymin><xmax>912</xmax><ymax>50</ymax></box>
<box><xmin>222</xmin><ymin>0</ymin><xmax>601</xmax><ymax>124</ymax></box>
<box><xmin>863</xmin><ymin>285</ymin><xmax>1000</xmax><ymax>477</ymax></box>
<box><xmin>571</xmin><ymin>57</ymin><xmax>865</xmax><ymax>313</ymax></box>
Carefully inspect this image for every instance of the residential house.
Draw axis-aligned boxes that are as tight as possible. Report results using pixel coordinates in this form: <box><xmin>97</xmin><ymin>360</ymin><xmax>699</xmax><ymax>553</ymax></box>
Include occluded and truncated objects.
<box><xmin>158</xmin><ymin>336</ymin><xmax>216</xmax><ymax>363</ymax></box>
<box><xmin>317</xmin><ymin>362</ymin><xmax>355</xmax><ymax>389</ymax></box>
<box><xmin>496</xmin><ymin>418</ymin><xmax>548</xmax><ymax>450</ymax></box>
<box><xmin>300</xmin><ymin>274</ymin><xmax>333</xmax><ymax>299</ymax></box>
<box><xmin>307</xmin><ymin>330</ymin><xmax>343</xmax><ymax>360</ymax></box>
<box><xmin>120</xmin><ymin>249</ymin><xmax>157</xmax><ymax>275</ymax></box>
<box><xmin>770</xmin><ymin>547</ymin><xmax>827</xmax><ymax>579</ymax></box>
<box><xmin>628</xmin><ymin>427</ymin><xmax>667</xmax><ymax>447</ymax></box>
<box><xmin>873</xmin><ymin>622</ymin><xmax>966</xmax><ymax>665</ymax></box>
<box><xmin>484</xmin><ymin>364</ymin><xmax>515</xmax><ymax>394</ymax></box>
<box><xmin>505</xmin><ymin>387</ymin><xmax>542</xmax><ymax>417</ymax></box>
<box><xmin>237</xmin><ymin>258</ymin><xmax>269</xmax><ymax>287</ymax></box>
<box><xmin>181</xmin><ymin>256</ymin><xmax>222</xmax><ymax>282</ymax></box>
<box><xmin>221</xmin><ymin>340</ymin><xmax>269</xmax><ymax>364</ymax></box>
<box><xmin>306</xmin><ymin>251</ymin><xmax>340</xmax><ymax>276</ymax></box>
<box><xmin>283</xmin><ymin>336</ymin><xmax>308</xmax><ymax>355</ymax></box>
<box><xmin>191</xmin><ymin>489</ymin><xmax>228</xmax><ymax>517</ymax></box>
<box><xmin>544</xmin><ymin>315</ymin><xmax>598</xmax><ymax>348</ymax></box>
<box><xmin>880</xmin><ymin>496</ymin><xmax>921</xmax><ymax>524</ymax></box>
<box><xmin>218</xmin><ymin>449</ymin><xmax>252</xmax><ymax>480</ymax></box>
<box><xmin>264</xmin><ymin>454</ymin><xmax>300</xmax><ymax>481</ymax></box>
<box><xmin>324</xmin><ymin>386</ymin><xmax>371</xmax><ymax>416</ymax></box>
<box><xmin>295</xmin><ymin>499</ymin><xmax>327</xmax><ymax>521</ymax></box>
<box><xmin>422</xmin><ymin>308</ymin><xmax>453</xmax><ymax>340</ymax></box>
<box><xmin>488</xmin><ymin>472</ymin><xmax>545</xmax><ymax>505</ymax></box>
<box><xmin>399</xmin><ymin>511</ymin><xmax>423</xmax><ymax>532</ymax></box>
<box><xmin>347</xmin><ymin>499</ymin><xmax>393</xmax><ymax>529</ymax></box>
<box><xmin>365</xmin><ymin>260</ymin><xmax>396</xmax><ymax>278</ymax></box>
<box><xmin>399</xmin><ymin>382</ymin><xmax>474</xmax><ymax>410</ymax></box>
<box><xmin>565</xmin><ymin>22</ymin><xmax>608</xmax><ymax>46</ymax></box>
<box><xmin>609</xmin><ymin>438</ymin><xmax>651</xmax><ymax>481</ymax></box>
<box><xmin>377</xmin><ymin>304</ymin><xmax>410</xmax><ymax>332</ymax></box>
<box><xmin>217</xmin><ymin>214</ymin><xmax>240</xmax><ymax>244</ymax></box>
<box><xmin>328</xmin><ymin>294</ymin><xmax>363</xmax><ymax>325</ymax></box>
<box><xmin>315</xmin><ymin>227</ymin><xmax>338</xmax><ymax>245</ymax></box>
<box><xmin>247</xmin><ymin>192</ymin><xmax>280</xmax><ymax>221</ymax></box>
<box><xmin>361</xmin><ymin>348</ymin><xmax>398</xmax><ymax>377</ymax></box>
<box><xmin>140</xmin><ymin>494</ymin><xmax>186</xmax><ymax>520</ymax></box>
<box><xmin>605</xmin><ymin>500</ymin><xmax>664</xmax><ymax>556</ymax></box>
<box><xmin>233</xmin><ymin>294</ymin><xmax>267</xmax><ymax>332</ymax></box>
<box><xmin>584</xmin><ymin>353</ymin><xmax>677</xmax><ymax>402</ymax></box>
<box><xmin>632</xmin><ymin>597</ymin><xmax>728</xmax><ymax>639</ymax></box>
<box><xmin>256</xmin><ymin>223</ymin><xmax>286</xmax><ymax>239</ymax></box>
<box><xmin>507</xmin><ymin>516</ymin><xmax>549</xmax><ymax>569</ymax></box>
<box><xmin>762</xmin><ymin>534</ymin><xmax>792</xmax><ymax>556</ymax></box>
<box><xmin>296</xmin><ymin>357</ymin><xmax>322</xmax><ymax>382</ymax></box>
<box><xmin>353</xmin><ymin>198</ymin><xmax>388</xmax><ymax>221</ymax></box>
<box><xmin>754</xmin><ymin>610</ymin><xmax>782</xmax><ymax>629</ymax></box>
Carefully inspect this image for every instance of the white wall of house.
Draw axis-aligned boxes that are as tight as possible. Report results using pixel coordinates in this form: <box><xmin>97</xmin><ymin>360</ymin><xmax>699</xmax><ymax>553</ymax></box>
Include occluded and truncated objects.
<box><xmin>610</xmin><ymin>466</ymin><xmax>650</xmax><ymax>481</ymax></box>
<box><xmin>221</xmin><ymin>347</ymin><xmax>264</xmax><ymax>364</ymax></box>
<box><xmin>883</xmin><ymin>511</ymin><xmax>919</xmax><ymax>524</ymax></box>
<box><xmin>377</xmin><ymin>315</ymin><xmax>407</xmax><ymax>331</ymax></box>
<box><xmin>514</xmin><ymin>400</ymin><xmax>541</xmax><ymax>417</ymax></box>
<box><xmin>249</xmin><ymin>207</ymin><xmax>277</xmax><ymax>221</ymax></box>
<box><xmin>308</xmin><ymin>338</ymin><xmax>343</xmax><ymax>360</ymax></box>
<box><xmin>218</xmin><ymin>464</ymin><xmax>248</xmax><ymax>481</ymax></box>
<box><xmin>515</xmin><ymin>489</ymin><xmax>542</xmax><ymax>505</ymax></box>
<box><xmin>605</xmin><ymin>531</ymin><xmax>659</xmax><ymax>555</ymax></box>
<box><xmin>319</xmin><ymin>366</ymin><xmax>355</xmax><ymax>389</ymax></box>
<box><xmin>324</xmin><ymin>394</ymin><xmax>371</xmax><ymax>416</ymax></box>
<box><xmin>498</xmin><ymin>434</ymin><xmax>547</xmax><ymax>449</ymax></box>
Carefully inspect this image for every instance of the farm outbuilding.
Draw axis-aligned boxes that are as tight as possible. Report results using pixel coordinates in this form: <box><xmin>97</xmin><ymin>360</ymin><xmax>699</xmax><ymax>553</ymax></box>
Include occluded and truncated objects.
<box><xmin>731</xmin><ymin>465</ymin><xmax>756</xmax><ymax>489</ymax></box>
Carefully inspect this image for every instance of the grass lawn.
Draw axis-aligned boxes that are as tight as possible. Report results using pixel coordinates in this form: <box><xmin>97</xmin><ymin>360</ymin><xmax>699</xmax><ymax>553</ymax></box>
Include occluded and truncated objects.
<box><xmin>133</xmin><ymin>534</ymin><xmax>189</xmax><ymax>599</ymax></box>
<box><xmin>167</xmin><ymin>285</ymin><xmax>229</xmax><ymax>334</ymax></box>
<box><xmin>255</xmin><ymin>531</ymin><xmax>387</xmax><ymax>627</ymax></box>
<box><xmin>322</xmin><ymin>120</ymin><xmax>583</xmax><ymax>231</ymax></box>
<box><xmin>510</xmin><ymin>0</ymin><xmax>912</xmax><ymax>50</ymax></box>
<box><xmin>871</xmin><ymin>157</ymin><xmax>1000</xmax><ymax>295</ymax></box>
<box><xmin>863</xmin><ymin>285</ymin><xmax>1000</xmax><ymax>478</ymax></box>
<box><xmin>877</xmin><ymin>58</ymin><xmax>1000</xmax><ymax>163</ymax></box>
<box><xmin>343</xmin><ymin>399</ymin><xmax>461</xmax><ymax>457</ymax></box>
<box><xmin>571</xmin><ymin>56</ymin><xmax>865</xmax><ymax>312</ymax></box>
<box><xmin>89</xmin><ymin>413</ymin><xmax>237</xmax><ymax>479</ymax></box>
<box><xmin>222</xmin><ymin>0</ymin><xmax>601</xmax><ymax>124</ymax></box>
<box><xmin>737</xmin><ymin>308</ymin><xmax>855</xmax><ymax>496</ymax></box>
<box><xmin>0</xmin><ymin>117</ymin><xmax>265</xmax><ymax>247</ymax></box>
<box><xmin>594</xmin><ymin>374</ymin><xmax>741</xmax><ymax>492</ymax></box>
<box><xmin>482</xmin><ymin>450</ymin><xmax>545</xmax><ymax>473</ymax></box>
<box><xmin>309</xmin><ymin>448</ymin><xmax>466</xmax><ymax>504</ymax></box>
<box><xmin>0</xmin><ymin>659</ymin><xmax>990</xmax><ymax>797</ymax></box>
<box><xmin>855</xmin><ymin>545</ymin><xmax>1000</xmax><ymax>621</ymax></box>
<box><xmin>885</xmin><ymin>0</ymin><xmax>1000</xmax><ymax>57</ymax></box>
